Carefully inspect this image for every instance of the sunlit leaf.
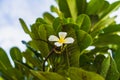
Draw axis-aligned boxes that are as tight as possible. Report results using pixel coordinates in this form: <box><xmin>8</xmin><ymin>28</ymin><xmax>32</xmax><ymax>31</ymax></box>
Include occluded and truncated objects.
<box><xmin>86</xmin><ymin>0</ymin><xmax>104</xmax><ymax>15</ymax></box>
<box><xmin>100</xmin><ymin>55</ymin><xmax>110</xmax><ymax>78</ymax></box>
<box><xmin>19</xmin><ymin>18</ymin><xmax>30</xmax><ymax>34</ymax></box>
<box><xmin>43</xmin><ymin>12</ymin><xmax>55</xmax><ymax>24</ymax></box>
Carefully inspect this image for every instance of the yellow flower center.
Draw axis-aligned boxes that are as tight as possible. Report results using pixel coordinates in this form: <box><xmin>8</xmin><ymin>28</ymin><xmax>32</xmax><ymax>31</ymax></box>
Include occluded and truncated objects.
<box><xmin>58</xmin><ymin>38</ymin><xmax>65</xmax><ymax>43</ymax></box>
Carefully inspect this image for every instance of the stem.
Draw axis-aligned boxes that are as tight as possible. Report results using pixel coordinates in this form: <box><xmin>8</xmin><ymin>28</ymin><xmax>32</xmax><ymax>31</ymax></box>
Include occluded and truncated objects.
<box><xmin>43</xmin><ymin>47</ymin><xmax>56</xmax><ymax>72</ymax></box>
<box><xmin>66</xmin><ymin>47</ymin><xmax>70</xmax><ymax>67</ymax></box>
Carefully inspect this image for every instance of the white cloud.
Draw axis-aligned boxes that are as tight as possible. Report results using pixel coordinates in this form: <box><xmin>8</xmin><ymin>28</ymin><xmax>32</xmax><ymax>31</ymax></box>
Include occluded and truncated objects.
<box><xmin>0</xmin><ymin>0</ymin><xmax>56</xmax><ymax>52</ymax></box>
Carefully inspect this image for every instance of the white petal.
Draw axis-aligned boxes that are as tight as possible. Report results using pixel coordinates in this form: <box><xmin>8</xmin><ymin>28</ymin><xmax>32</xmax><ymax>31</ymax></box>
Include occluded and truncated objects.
<box><xmin>48</xmin><ymin>35</ymin><xmax>59</xmax><ymax>41</ymax></box>
<box><xmin>64</xmin><ymin>37</ymin><xmax>74</xmax><ymax>44</ymax></box>
<box><xmin>54</xmin><ymin>42</ymin><xmax>63</xmax><ymax>47</ymax></box>
<box><xmin>59</xmin><ymin>32</ymin><xmax>67</xmax><ymax>39</ymax></box>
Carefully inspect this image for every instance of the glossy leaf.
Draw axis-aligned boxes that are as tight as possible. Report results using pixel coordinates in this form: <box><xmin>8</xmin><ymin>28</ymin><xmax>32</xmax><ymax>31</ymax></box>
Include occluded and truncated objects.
<box><xmin>86</xmin><ymin>0</ymin><xmax>104</xmax><ymax>15</ymax></box>
<box><xmin>76</xmin><ymin>14</ymin><xmax>91</xmax><ymax>32</ymax></box>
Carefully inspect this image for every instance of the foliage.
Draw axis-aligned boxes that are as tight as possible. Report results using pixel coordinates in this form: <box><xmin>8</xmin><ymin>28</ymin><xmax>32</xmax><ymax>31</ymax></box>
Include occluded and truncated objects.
<box><xmin>0</xmin><ymin>0</ymin><xmax>120</xmax><ymax>80</ymax></box>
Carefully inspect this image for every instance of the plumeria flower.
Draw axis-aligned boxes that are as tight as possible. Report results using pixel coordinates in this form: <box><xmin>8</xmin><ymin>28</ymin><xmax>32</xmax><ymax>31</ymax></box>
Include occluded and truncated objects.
<box><xmin>48</xmin><ymin>32</ymin><xmax>74</xmax><ymax>47</ymax></box>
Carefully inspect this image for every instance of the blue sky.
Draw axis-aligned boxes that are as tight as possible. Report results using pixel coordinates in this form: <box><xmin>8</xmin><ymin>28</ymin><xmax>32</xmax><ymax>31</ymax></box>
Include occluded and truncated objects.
<box><xmin>0</xmin><ymin>0</ymin><xmax>120</xmax><ymax>53</ymax></box>
<box><xmin>0</xmin><ymin>0</ymin><xmax>57</xmax><ymax>52</ymax></box>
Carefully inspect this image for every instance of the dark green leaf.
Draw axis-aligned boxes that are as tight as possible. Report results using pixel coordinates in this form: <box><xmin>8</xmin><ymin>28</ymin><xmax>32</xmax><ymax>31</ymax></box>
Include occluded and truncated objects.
<box><xmin>76</xmin><ymin>0</ymin><xmax>87</xmax><ymax>14</ymax></box>
<box><xmin>93</xmin><ymin>34</ymin><xmax>120</xmax><ymax>46</ymax></box>
<box><xmin>114</xmin><ymin>46</ymin><xmax>120</xmax><ymax>73</ymax></box>
<box><xmin>106</xmin><ymin>57</ymin><xmax>119</xmax><ymax>80</ymax></box>
<box><xmin>0</xmin><ymin>48</ymin><xmax>12</xmax><ymax>69</ymax></box>
<box><xmin>58</xmin><ymin>0</ymin><xmax>71</xmax><ymax>18</ymax></box>
<box><xmin>30</xmin><ymin>70</ymin><xmax>67</xmax><ymax>80</ymax></box>
<box><xmin>68</xmin><ymin>67</ymin><xmax>104</xmax><ymax>80</ymax></box>
<box><xmin>102</xmin><ymin>24</ymin><xmax>120</xmax><ymax>35</ymax></box>
<box><xmin>63</xmin><ymin>24</ymin><xmax>81</xmax><ymax>67</ymax></box>
<box><xmin>76</xmin><ymin>30</ymin><xmax>93</xmax><ymax>51</ymax></box>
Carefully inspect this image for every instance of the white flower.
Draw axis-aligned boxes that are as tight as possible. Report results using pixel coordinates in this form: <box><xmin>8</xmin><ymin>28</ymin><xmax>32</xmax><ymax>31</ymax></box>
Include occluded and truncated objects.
<box><xmin>48</xmin><ymin>32</ymin><xmax>74</xmax><ymax>47</ymax></box>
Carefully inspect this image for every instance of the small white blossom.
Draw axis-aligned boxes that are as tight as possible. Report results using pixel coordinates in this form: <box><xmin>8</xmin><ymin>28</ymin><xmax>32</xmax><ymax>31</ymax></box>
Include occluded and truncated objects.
<box><xmin>48</xmin><ymin>32</ymin><xmax>74</xmax><ymax>47</ymax></box>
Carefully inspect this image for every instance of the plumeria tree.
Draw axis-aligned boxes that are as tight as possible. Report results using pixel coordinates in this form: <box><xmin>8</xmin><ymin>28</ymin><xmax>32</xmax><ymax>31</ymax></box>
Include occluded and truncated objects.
<box><xmin>0</xmin><ymin>0</ymin><xmax>120</xmax><ymax>80</ymax></box>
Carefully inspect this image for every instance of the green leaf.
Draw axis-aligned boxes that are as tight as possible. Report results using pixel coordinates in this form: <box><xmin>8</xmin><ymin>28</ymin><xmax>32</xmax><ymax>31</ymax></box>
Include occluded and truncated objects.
<box><xmin>100</xmin><ymin>55</ymin><xmax>110</xmax><ymax>78</ymax></box>
<box><xmin>114</xmin><ymin>46</ymin><xmax>120</xmax><ymax>73</ymax></box>
<box><xmin>10</xmin><ymin>47</ymin><xmax>22</xmax><ymax>62</ymax></box>
<box><xmin>76</xmin><ymin>30</ymin><xmax>93</xmax><ymax>51</ymax></box>
<box><xmin>68</xmin><ymin>67</ymin><xmax>104</xmax><ymax>80</ymax></box>
<box><xmin>10</xmin><ymin>47</ymin><xmax>23</xmax><ymax>69</ymax></box>
<box><xmin>106</xmin><ymin>57</ymin><xmax>119</xmax><ymax>80</ymax></box>
<box><xmin>51</xmin><ymin>5</ymin><xmax>63</xmax><ymax>18</ymax></box>
<box><xmin>76</xmin><ymin>14</ymin><xmax>91</xmax><ymax>32</ymax></box>
<box><xmin>63</xmin><ymin>24</ymin><xmax>81</xmax><ymax>67</ymax></box>
<box><xmin>93</xmin><ymin>54</ymin><xmax>105</xmax><ymax>73</ymax></box>
<box><xmin>98</xmin><ymin>1</ymin><xmax>109</xmax><ymax>17</ymax></box>
<box><xmin>100</xmin><ymin>1</ymin><xmax>120</xmax><ymax>18</ymax></box>
<box><xmin>0</xmin><ymin>48</ymin><xmax>12</xmax><ymax>69</ymax></box>
<box><xmin>93</xmin><ymin>34</ymin><xmax>120</xmax><ymax>46</ymax></box>
<box><xmin>23</xmin><ymin>49</ymin><xmax>42</xmax><ymax>70</ymax></box>
<box><xmin>66</xmin><ymin>0</ymin><xmax>78</xmax><ymax>21</ymax></box>
<box><xmin>58</xmin><ymin>0</ymin><xmax>71</xmax><ymax>18</ymax></box>
<box><xmin>43</xmin><ymin>12</ymin><xmax>55</xmax><ymax>24</ymax></box>
<box><xmin>35</xmin><ymin>18</ymin><xmax>47</xmax><ymax>24</ymax></box>
<box><xmin>19</xmin><ymin>18</ymin><xmax>30</xmax><ymax>34</ymax></box>
<box><xmin>53</xmin><ymin>18</ymin><xmax>62</xmax><ymax>34</ymax></box>
<box><xmin>30</xmin><ymin>24</ymin><xmax>50</xmax><ymax>57</ymax></box>
<box><xmin>102</xmin><ymin>24</ymin><xmax>120</xmax><ymax>35</ymax></box>
<box><xmin>76</xmin><ymin>0</ymin><xmax>87</xmax><ymax>14</ymax></box>
<box><xmin>86</xmin><ymin>0</ymin><xmax>105</xmax><ymax>15</ymax></box>
<box><xmin>30</xmin><ymin>70</ymin><xmax>67</xmax><ymax>80</ymax></box>
<box><xmin>91</xmin><ymin>16</ymin><xmax>115</xmax><ymax>37</ymax></box>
